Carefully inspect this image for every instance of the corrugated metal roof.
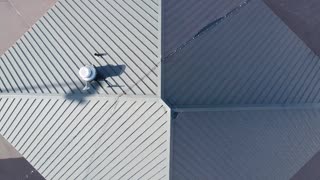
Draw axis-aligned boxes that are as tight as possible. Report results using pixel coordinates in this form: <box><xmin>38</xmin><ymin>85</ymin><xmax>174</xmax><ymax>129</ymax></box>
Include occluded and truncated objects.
<box><xmin>162</xmin><ymin>0</ymin><xmax>245</xmax><ymax>57</ymax></box>
<box><xmin>0</xmin><ymin>96</ymin><xmax>170</xmax><ymax>179</ymax></box>
<box><xmin>171</xmin><ymin>108</ymin><xmax>320</xmax><ymax>180</ymax></box>
<box><xmin>2</xmin><ymin>0</ymin><xmax>320</xmax><ymax>179</ymax></box>
<box><xmin>0</xmin><ymin>0</ymin><xmax>171</xmax><ymax>179</ymax></box>
<box><xmin>163</xmin><ymin>0</ymin><xmax>320</xmax><ymax>107</ymax></box>
<box><xmin>0</xmin><ymin>0</ymin><xmax>161</xmax><ymax>96</ymax></box>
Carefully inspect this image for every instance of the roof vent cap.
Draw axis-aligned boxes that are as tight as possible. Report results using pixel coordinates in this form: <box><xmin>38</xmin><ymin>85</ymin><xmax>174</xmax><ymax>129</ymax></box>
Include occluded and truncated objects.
<box><xmin>79</xmin><ymin>65</ymin><xmax>96</xmax><ymax>82</ymax></box>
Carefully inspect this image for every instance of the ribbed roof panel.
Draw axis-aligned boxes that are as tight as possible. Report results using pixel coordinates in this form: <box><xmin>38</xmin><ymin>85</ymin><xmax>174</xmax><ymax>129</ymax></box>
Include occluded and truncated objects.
<box><xmin>172</xmin><ymin>108</ymin><xmax>320</xmax><ymax>180</ymax></box>
<box><xmin>162</xmin><ymin>0</ymin><xmax>244</xmax><ymax>56</ymax></box>
<box><xmin>0</xmin><ymin>96</ymin><xmax>170</xmax><ymax>179</ymax></box>
<box><xmin>163</xmin><ymin>0</ymin><xmax>320</xmax><ymax>107</ymax></box>
<box><xmin>0</xmin><ymin>0</ymin><xmax>161</xmax><ymax>96</ymax></box>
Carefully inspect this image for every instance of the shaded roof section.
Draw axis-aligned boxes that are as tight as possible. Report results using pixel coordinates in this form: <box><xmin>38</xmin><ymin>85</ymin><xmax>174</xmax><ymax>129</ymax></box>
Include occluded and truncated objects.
<box><xmin>0</xmin><ymin>135</ymin><xmax>44</xmax><ymax>179</ymax></box>
<box><xmin>0</xmin><ymin>0</ymin><xmax>161</xmax><ymax>96</ymax></box>
<box><xmin>264</xmin><ymin>0</ymin><xmax>320</xmax><ymax>57</ymax></box>
<box><xmin>0</xmin><ymin>158</ymin><xmax>44</xmax><ymax>180</ymax></box>
<box><xmin>162</xmin><ymin>0</ymin><xmax>245</xmax><ymax>57</ymax></box>
<box><xmin>0</xmin><ymin>0</ymin><xmax>58</xmax><ymax>55</ymax></box>
<box><xmin>291</xmin><ymin>150</ymin><xmax>320</xmax><ymax>180</ymax></box>
<box><xmin>0</xmin><ymin>96</ymin><xmax>170</xmax><ymax>179</ymax></box>
<box><xmin>163</xmin><ymin>0</ymin><xmax>320</xmax><ymax>107</ymax></box>
<box><xmin>171</xmin><ymin>108</ymin><xmax>320</xmax><ymax>180</ymax></box>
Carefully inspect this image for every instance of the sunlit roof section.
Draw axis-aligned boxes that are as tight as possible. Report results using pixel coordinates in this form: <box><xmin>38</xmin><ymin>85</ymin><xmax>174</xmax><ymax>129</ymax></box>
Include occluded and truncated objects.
<box><xmin>0</xmin><ymin>0</ymin><xmax>161</xmax><ymax>96</ymax></box>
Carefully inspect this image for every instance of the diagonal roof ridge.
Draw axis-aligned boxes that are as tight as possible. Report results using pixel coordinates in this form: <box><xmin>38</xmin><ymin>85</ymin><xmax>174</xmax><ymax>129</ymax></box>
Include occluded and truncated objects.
<box><xmin>162</xmin><ymin>0</ymin><xmax>252</xmax><ymax>61</ymax></box>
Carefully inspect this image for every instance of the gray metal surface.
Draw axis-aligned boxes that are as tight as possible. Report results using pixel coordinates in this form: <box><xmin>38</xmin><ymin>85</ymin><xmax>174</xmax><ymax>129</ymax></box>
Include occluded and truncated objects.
<box><xmin>171</xmin><ymin>108</ymin><xmax>320</xmax><ymax>180</ymax></box>
<box><xmin>162</xmin><ymin>0</ymin><xmax>244</xmax><ymax>57</ymax></box>
<box><xmin>2</xmin><ymin>0</ymin><xmax>320</xmax><ymax>179</ymax></box>
<box><xmin>0</xmin><ymin>96</ymin><xmax>170</xmax><ymax>179</ymax></box>
<box><xmin>0</xmin><ymin>0</ymin><xmax>161</xmax><ymax>96</ymax></box>
<box><xmin>0</xmin><ymin>0</ymin><xmax>170</xmax><ymax>179</ymax></box>
<box><xmin>163</xmin><ymin>0</ymin><xmax>320</xmax><ymax>107</ymax></box>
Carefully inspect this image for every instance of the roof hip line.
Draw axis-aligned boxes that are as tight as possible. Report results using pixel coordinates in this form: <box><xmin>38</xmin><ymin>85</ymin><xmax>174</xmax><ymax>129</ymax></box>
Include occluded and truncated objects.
<box><xmin>0</xmin><ymin>93</ymin><xmax>159</xmax><ymax>101</ymax></box>
<box><xmin>161</xmin><ymin>0</ymin><xmax>252</xmax><ymax>62</ymax></box>
<box><xmin>172</xmin><ymin>103</ymin><xmax>320</xmax><ymax>112</ymax></box>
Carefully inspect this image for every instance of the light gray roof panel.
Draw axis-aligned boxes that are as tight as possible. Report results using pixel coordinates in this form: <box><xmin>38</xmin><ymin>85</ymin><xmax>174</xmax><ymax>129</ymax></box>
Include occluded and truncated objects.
<box><xmin>0</xmin><ymin>0</ymin><xmax>161</xmax><ymax>96</ymax></box>
<box><xmin>163</xmin><ymin>0</ymin><xmax>320</xmax><ymax>107</ymax></box>
<box><xmin>0</xmin><ymin>96</ymin><xmax>170</xmax><ymax>180</ymax></box>
<box><xmin>172</xmin><ymin>108</ymin><xmax>320</xmax><ymax>180</ymax></box>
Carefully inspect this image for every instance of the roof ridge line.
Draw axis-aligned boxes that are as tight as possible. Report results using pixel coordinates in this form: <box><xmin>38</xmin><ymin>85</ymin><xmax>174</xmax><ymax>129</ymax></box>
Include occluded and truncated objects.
<box><xmin>0</xmin><ymin>93</ymin><xmax>160</xmax><ymax>101</ymax></box>
<box><xmin>173</xmin><ymin>103</ymin><xmax>320</xmax><ymax>112</ymax></box>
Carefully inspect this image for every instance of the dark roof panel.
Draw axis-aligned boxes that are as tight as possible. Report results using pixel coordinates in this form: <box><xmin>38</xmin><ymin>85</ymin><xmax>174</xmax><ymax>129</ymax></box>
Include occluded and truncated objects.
<box><xmin>163</xmin><ymin>0</ymin><xmax>320</xmax><ymax>107</ymax></box>
<box><xmin>172</xmin><ymin>108</ymin><xmax>320</xmax><ymax>179</ymax></box>
<box><xmin>162</xmin><ymin>0</ymin><xmax>245</xmax><ymax>57</ymax></box>
<box><xmin>264</xmin><ymin>0</ymin><xmax>320</xmax><ymax>56</ymax></box>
